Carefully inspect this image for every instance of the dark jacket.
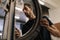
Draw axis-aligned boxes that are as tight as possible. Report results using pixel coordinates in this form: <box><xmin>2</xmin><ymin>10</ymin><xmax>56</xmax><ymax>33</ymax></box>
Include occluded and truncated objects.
<box><xmin>35</xmin><ymin>16</ymin><xmax>53</xmax><ymax>40</ymax></box>
<box><xmin>22</xmin><ymin>19</ymin><xmax>35</xmax><ymax>34</ymax></box>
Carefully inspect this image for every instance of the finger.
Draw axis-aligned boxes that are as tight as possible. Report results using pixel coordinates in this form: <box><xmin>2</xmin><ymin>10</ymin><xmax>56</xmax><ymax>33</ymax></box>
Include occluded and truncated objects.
<box><xmin>40</xmin><ymin>19</ymin><xmax>46</xmax><ymax>22</ymax></box>
<box><xmin>40</xmin><ymin>22</ymin><xmax>49</xmax><ymax>26</ymax></box>
<box><xmin>40</xmin><ymin>19</ymin><xmax>49</xmax><ymax>23</ymax></box>
<box><xmin>40</xmin><ymin>21</ymin><xmax>49</xmax><ymax>26</ymax></box>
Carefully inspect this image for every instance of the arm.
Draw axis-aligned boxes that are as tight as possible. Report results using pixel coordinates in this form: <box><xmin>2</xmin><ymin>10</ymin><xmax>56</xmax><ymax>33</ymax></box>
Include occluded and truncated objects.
<box><xmin>46</xmin><ymin>25</ymin><xmax>60</xmax><ymax>37</ymax></box>
<box><xmin>40</xmin><ymin>18</ymin><xmax>60</xmax><ymax>37</ymax></box>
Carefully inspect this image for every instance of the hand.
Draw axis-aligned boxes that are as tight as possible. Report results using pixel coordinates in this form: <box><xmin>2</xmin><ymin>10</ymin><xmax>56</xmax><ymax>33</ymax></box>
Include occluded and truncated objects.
<box><xmin>40</xmin><ymin>18</ymin><xmax>49</xmax><ymax>27</ymax></box>
<box><xmin>23</xmin><ymin>5</ymin><xmax>36</xmax><ymax>20</ymax></box>
<box><xmin>15</xmin><ymin>28</ymin><xmax>20</xmax><ymax>39</ymax></box>
<box><xmin>49</xmin><ymin>25</ymin><xmax>60</xmax><ymax>37</ymax></box>
<box><xmin>40</xmin><ymin>18</ymin><xmax>60</xmax><ymax>37</ymax></box>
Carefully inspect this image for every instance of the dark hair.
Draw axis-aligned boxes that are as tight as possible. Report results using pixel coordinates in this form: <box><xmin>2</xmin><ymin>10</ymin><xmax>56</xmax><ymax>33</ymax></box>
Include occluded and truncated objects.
<box><xmin>24</xmin><ymin>3</ymin><xmax>32</xmax><ymax>9</ymax></box>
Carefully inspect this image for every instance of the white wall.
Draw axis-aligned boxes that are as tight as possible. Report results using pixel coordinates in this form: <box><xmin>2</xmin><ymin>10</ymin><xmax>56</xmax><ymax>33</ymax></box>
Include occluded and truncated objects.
<box><xmin>42</xmin><ymin>0</ymin><xmax>60</xmax><ymax>24</ymax></box>
<box><xmin>49</xmin><ymin>8</ymin><xmax>60</xmax><ymax>24</ymax></box>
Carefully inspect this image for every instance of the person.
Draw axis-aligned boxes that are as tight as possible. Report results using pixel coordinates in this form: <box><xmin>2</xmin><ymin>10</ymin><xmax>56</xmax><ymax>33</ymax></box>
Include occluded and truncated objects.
<box><xmin>15</xmin><ymin>3</ymin><xmax>36</xmax><ymax>38</ymax></box>
<box><xmin>40</xmin><ymin>18</ymin><xmax>60</xmax><ymax>37</ymax></box>
<box><xmin>22</xmin><ymin>3</ymin><xmax>36</xmax><ymax>34</ymax></box>
<box><xmin>15</xmin><ymin>3</ymin><xmax>60</xmax><ymax>39</ymax></box>
<box><xmin>40</xmin><ymin>14</ymin><xmax>60</xmax><ymax>37</ymax></box>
